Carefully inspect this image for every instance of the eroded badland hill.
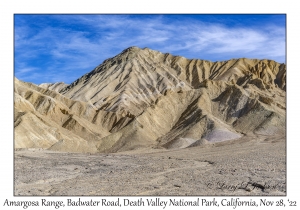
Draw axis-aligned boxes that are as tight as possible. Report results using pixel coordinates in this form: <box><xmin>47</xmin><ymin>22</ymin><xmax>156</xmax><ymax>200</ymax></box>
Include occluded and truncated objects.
<box><xmin>14</xmin><ymin>46</ymin><xmax>286</xmax><ymax>153</ymax></box>
<box><xmin>14</xmin><ymin>47</ymin><xmax>286</xmax><ymax>195</ymax></box>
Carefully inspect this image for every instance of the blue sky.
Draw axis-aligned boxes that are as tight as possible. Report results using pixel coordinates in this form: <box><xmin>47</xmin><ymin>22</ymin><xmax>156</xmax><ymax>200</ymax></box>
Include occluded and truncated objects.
<box><xmin>14</xmin><ymin>14</ymin><xmax>286</xmax><ymax>84</ymax></box>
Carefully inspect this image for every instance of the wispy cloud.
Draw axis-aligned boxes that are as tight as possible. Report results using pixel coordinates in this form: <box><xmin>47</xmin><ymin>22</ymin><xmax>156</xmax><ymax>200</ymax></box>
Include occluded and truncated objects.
<box><xmin>14</xmin><ymin>15</ymin><xmax>286</xmax><ymax>84</ymax></box>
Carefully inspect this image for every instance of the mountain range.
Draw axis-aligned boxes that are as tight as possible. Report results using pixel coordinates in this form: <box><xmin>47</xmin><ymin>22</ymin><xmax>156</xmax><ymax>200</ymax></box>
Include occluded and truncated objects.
<box><xmin>14</xmin><ymin>47</ymin><xmax>286</xmax><ymax>153</ymax></box>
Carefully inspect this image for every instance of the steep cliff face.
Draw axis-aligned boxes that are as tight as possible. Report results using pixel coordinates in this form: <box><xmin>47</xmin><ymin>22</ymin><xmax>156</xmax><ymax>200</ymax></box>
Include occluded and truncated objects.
<box><xmin>14</xmin><ymin>47</ymin><xmax>286</xmax><ymax>153</ymax></box>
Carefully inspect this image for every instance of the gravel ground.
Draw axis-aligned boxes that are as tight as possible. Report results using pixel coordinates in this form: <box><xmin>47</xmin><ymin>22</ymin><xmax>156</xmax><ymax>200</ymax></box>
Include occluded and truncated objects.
<box><xmin>14</xmin><ymin>133</ymin><xmax>286</xmax><ymax>196</ymax></box>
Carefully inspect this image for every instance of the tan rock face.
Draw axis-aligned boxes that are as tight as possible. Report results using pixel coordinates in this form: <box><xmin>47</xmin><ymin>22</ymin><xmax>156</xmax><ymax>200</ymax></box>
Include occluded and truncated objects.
<box><xmin>14</xmin><ymin>47</ymin><xmax>286</xmax><ymax>153</ymax></box>
<box><xmin>39</xmin><ymin>82</ymin><xmax>69</xmax><ymax>93</ymax></box>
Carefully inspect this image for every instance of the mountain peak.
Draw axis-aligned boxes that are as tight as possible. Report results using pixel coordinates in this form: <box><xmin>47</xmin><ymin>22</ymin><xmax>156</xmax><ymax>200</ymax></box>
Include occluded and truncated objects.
<box><xmin>61</xmin><ymin>46</ymin><xmax>286</xmax><ymax>113</ymax></box>
<box><xmin>122</xmin><ymin>46</ymin><xmax>141</xmax><ymax>53</ymax></box>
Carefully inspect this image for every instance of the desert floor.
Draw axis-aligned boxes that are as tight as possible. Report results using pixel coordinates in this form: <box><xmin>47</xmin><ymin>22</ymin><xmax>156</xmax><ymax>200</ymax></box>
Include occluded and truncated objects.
<box><xmin>14</xmin><ymin>133</ymin><xmax>286</xmax><ymax>196</ymax></box>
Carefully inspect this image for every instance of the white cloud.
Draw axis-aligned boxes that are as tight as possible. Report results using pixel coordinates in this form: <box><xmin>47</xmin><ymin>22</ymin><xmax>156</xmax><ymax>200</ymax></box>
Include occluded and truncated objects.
<box><xmin>14</xmin><ymin>15</ymin><xmax>286</xmax><ymax>84</ymax></box>
<box><xmin>17</xmin><ymin>67</ymin><xmax>37</xmax><ymax>74</ymax></box>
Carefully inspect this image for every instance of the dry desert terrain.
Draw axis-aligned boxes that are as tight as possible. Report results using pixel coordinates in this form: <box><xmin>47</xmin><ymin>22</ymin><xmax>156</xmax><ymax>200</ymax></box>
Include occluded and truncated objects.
<box><xmin>15</xmin><ymin>133</ymin><xmax>285</xmax><ymax>196</ymax></box>
<box><xmin>14</xmin><ymin>47</ymin><xmax>286</xmax><ymax>196</ymax></box>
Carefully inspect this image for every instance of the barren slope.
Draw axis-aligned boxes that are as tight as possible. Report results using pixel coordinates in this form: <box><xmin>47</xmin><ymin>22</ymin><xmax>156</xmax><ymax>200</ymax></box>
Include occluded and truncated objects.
<box><xmin>39</xmin><ymin>82</ymin><xmax>68</xmax><ymax>93</ymax></box>
<box><xmin>14</xmin><ymin>47</ymin><xmax>286</xmax><ymax>153</ymax></box>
